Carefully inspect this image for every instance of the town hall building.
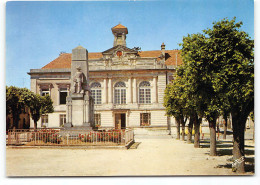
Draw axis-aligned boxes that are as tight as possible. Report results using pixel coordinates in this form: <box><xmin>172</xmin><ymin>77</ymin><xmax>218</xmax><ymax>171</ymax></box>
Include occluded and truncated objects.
<box><xmin>28</xmin><ymin>24</ymin><xmax>182</xmax><ymax>129</ymax></box>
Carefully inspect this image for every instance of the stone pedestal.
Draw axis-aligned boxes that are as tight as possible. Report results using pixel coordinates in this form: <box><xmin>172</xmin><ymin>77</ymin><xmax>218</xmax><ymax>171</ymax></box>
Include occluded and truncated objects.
<box><xmin>65</xmin><ymin>45</ymin><xmax>94</xmax><ymax>130</ymax></box>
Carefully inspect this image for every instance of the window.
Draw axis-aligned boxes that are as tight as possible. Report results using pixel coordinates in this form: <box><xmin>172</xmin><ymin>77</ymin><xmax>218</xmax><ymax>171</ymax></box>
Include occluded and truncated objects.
<box><xmin>139</xmin><ymin>81</ymin><xmax>151</xmax><ymax>104</ymax></box>
<box><xmin>60</xmin><ymin>114</ymin><xmax>66</xmax><ymax>127</ymax></box>
<box><xmin>41</xmin><ymin>88</ymin><xmax>50</xmax><ymax>96</ymax></box>
<box><xmin>90</xmin><ymin>82</ymin><xmax>102</xmax><ymax>104</ymax></box>
<box><xmin>114</xmin><ymin>81</ymin><xmax>126</xmax><ymax>104</ymax></box>
<box><xmin>94</xmin><ymin>114</ymin><xmax>101</xmax><ymax>127</ymax></box>
<box><xmin>41</xmin><ymin>115</ymin><xmax>48</xmax><ymax>127</ymax></box>
<box><xmin>140</xmin><ymin>113</ymin><xmax>151</xmax><ymax>126</ymax></box>
<box><xmin>59</xmin><ymin>88</ymin><xmax>68</xmax><ymax>105</ymax></box>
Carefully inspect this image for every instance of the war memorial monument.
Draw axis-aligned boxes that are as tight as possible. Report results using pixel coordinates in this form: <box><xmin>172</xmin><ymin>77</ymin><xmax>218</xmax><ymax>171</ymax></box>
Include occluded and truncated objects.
<box><xmin>65</xmin><ymin>45</ymin><xmax>94</xmax><ymax>130</ymax></box>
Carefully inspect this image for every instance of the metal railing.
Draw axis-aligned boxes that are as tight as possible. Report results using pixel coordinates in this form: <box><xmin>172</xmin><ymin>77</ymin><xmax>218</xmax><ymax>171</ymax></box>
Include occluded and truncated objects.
<box><xmin>7</xmin><ymin>128</ymin><xmax>134</xmax><ymax>147</ymax></box>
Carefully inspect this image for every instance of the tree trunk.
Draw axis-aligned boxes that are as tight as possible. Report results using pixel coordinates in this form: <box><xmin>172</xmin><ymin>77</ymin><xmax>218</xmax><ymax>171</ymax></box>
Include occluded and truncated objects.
<box><xmin>176</xmin><ymin>118</ymin><xmax>180</xmax><ymax>140</ymax></box>
<box><xmin>232</xmin><ymin>111</ymin><xmax>247</xmax><ymax>173</ymax></box>
<box><xmin>187</xmin><ymin>117</ymin><xmax>194</xmax><ymax>143</ymax></box>
<box><xmin>223</xmin><ymin>116</ymin><xmax>228</xmax><ymax>140</ymax></box>
<box><xmin>181</xmin><ymin>119</ymin><xmax>185</xmax><ymax>141</ymax></box>
<box><xmin>167</xmin><ymin>116</ymin><xmax>171</xmax><ymax>135</ymax></box>
<box><xmin>12</xmin><ymin>113</ymin><xmax>19</xmax><ymax>129</ymax></box>
<box><xmin>209</xmin><ymin>119</ymin><xmax>217</xmax><ymax>156</ymax></box>
<box><xmin>34</xmin><ymin>120</ymin><xmax>38</xmax><ymax>131</ymax></box>
<box><xmin>193</xmin><ymin>115</ymin><xmax>200</xmax><ymax>148</ymax></box>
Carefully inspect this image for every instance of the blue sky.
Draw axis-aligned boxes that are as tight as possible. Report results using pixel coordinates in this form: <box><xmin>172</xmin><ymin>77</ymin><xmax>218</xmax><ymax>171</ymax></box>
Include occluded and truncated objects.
<box><xmin>6</xmin><ymin>0</ymin><xmax>254</xmax><ymax>89</ymax></box>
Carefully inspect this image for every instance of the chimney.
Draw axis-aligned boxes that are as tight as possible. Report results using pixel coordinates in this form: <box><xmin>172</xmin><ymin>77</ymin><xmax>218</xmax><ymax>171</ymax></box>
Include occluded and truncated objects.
<box><xmin>161</xmin><ymin>42</ymin><xmax>165</xmax><ymax>56</ymax></box>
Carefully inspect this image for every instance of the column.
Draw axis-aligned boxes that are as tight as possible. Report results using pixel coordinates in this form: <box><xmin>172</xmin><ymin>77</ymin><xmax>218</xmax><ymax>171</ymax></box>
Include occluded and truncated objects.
<box><xmin>53</xmin><ymin>83</ymin><xmax>59</xmax><ymax>106</ymax></box>
<box><xmin>49</xmin><ymin>84</ymin><xmax>52</xmax><ymax>98</ymax></box>
<box><xmin>153</xmin><ymin>76</ymin><xmax>158</xmax><ymax>103</ymax></box>
<box><xmin>108</xmin><ymin>78</ymin><xmax>113</xmax><ymax>103</ymax></box>
<box><xmin>102</xmin><ymin>78</ymin><xmax>108</xmax><ymax>104</ymax></box>
<box><xmin>127</xmin><ymin>77</ymin><xmax>132</xmax><ymax>103</ymax></box>
<box><xmin>133</xmin><ymin>78</ymin><xmax>137</xmax><ymax>103</ymax></box>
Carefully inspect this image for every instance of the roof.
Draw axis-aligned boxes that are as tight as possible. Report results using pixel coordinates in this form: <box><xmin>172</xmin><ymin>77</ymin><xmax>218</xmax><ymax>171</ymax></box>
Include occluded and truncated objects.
<box><xmin>111</xmin><ymin>24</ymin><xmax>128</xmax><ymax>34</ymax></box>
<box><xmin>41</xmin><ymin>50</ymin><xmax>182</xmax><ymax>69</ymax></box>
<box><xmin>41</xmin><ymin>52</ymin><xmax>102</xmax><ymax>69</ymax></box>
<box><xmin>102</xmin><ymin>45</ymin><xmax>138</xmax><ymax>54</ymax></box>
<box><xmin>112</xmin><ymin>24</ymin><xmax>127</xmax><ymax>29</ymax></box>
<box><xmin>138</xmin><ymin>50</ymin><xmax>182</xmax><ymax>66</ymax></box>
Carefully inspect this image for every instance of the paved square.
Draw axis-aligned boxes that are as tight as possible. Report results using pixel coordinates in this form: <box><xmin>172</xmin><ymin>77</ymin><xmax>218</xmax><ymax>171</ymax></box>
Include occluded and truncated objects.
<box><xmin>6</xmin><ymin>135</ymin><xmax>254</xmax><ymax>176</ymax></box>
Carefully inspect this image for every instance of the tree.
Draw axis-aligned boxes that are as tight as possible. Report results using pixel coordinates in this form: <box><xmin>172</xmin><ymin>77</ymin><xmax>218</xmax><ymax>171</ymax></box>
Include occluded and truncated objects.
<box><xmin>221</xmin><ymin>108</ymin><xmax>231</xmax><ymax>140</ymax></box>
<box><xmin>164</xmin><ymin>66</ymin><xmax>199</xmax><ymax>145</ymax></box>
<box><xmin>179</xmin><ymin>17</ymin><xmax>254</xmax><ymax>159</ymax></box>
<box><xmin>29</xmin><ymin>94</ymin><xmax>54</xmax><ymax>130</ymax></box>
<box><xmin>164</xmin><ymin>74</ymin><xmax>186</xmax><ymax>140</ymax></box>
<box><xmin>204</xmin><ymin>18</ymin><xmax>254</xmax><ymax>173</ymax></box>
<box><xmin>6</xmin><ymin>86</ymin><xmax>31</xmax><ymax>129</ymax></box>
<box><xmin>6</xmin><ymin>86</ymin><xmax>54</xmax><ymax>130</ymax></box>
<box><xmin>179</xmin><ymin>17</ymin><xmax>253</xmax><ymax>172</ymax></box>
<box><xmin>180</xmin><ymin>32</ymin><xmax>221</xmax><ymax>153</ymax></box>
<box><xmin>6</xmin><ymin>86</ymin><xmax>21</xmax><ymax>129</ymax></box>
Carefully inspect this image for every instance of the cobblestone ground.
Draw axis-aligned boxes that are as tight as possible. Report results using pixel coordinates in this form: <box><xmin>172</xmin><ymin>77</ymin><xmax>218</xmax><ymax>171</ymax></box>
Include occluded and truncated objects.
<box><xmin>6</xmin><ymin>128</ymin><xmax>254</xmax><ymax>176</ymax></box>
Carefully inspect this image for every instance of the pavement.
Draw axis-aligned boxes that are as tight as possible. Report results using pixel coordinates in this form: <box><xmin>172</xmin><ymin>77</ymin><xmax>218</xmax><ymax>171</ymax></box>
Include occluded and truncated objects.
<box><xmin>6</xmin><ymin>127</ymin><xmax>255</xmax><ymax>176</ymax></box>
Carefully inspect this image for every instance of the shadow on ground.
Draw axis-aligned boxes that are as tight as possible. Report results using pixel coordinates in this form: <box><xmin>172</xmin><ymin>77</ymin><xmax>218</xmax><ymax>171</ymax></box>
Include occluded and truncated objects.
<box><xmin>129</xmin><ymin>142</ymin><xmax>141</xmax><ymax>149</ymax></box>
<box><xmin>215</xmin><ymin>151</ymin><xmax>255</xmax><ymax>173</ymax></box>
<box><xmin>200</xmin><ymin>144</ymin><xmax>234</xmax><ymax>148</ymax></box>
<box><xmin>217</xmin><ymin>149</ymin><xmax>254</xmax><ymax>156</ymax></box>
<box><xmin>216</xmin><ymin>163</ymin><xmax>254</xmax><ymax>173</ymax></box>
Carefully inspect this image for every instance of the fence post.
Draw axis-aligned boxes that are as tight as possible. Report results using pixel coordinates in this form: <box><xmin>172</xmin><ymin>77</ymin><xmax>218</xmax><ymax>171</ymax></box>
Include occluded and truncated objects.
<box><xmin>113</xmin><ymin>132</ymin><xmax>114</xmax><ymax>143</ymax></box>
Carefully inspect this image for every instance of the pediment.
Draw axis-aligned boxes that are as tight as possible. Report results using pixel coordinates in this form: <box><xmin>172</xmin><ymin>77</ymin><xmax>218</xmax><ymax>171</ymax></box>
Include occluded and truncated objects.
<box><xmin>102</xmin><ymin>45</ymin><xmax>138</xmax><ymax>55</ymax></box>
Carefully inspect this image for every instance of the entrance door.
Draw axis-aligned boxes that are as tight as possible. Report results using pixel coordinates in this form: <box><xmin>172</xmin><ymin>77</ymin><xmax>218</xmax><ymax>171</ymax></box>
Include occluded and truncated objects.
<box><xmin>121</xmin><ymin>114</ymin><xmax>126</xmax><ymax>129</ymax></box>
<box><xmin>115</xmin><ymin>113</ymin><xmax>126</xmax><ymax>130</ymax></box>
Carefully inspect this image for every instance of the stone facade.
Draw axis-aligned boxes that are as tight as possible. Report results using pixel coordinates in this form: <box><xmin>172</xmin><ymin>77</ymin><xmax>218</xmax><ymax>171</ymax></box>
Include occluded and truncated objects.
<box><xmin>28</xmin><ymin>24</ymin><xmax>182</xmax><ymax>129</ymax></box>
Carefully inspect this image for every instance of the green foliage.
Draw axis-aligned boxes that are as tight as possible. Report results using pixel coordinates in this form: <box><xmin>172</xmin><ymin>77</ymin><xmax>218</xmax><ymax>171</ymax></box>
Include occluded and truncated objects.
<box><xmin>205</xmin><ymin>18</ymin><xmax>254</xmax><ymax>114</ymax></box>
<box><xmin>41</xmin><ymin>95</ymin><xmax>54</xmax><ymax>114</ymax></box>
<box><xmin>6</xmin><ymin>86</ymin><xmax>34</xmax><ymax>128</ymax></box>
<box><xmin>164</xmin><ymin>17</ymin><xmax>254</xmax><ymax>163</ymax></box>
<box><xmin>179</xmin><ymin>30</ymin><xmax>220</xmax><ymax>122</ymax></box>
<box><xmin>6</xmin><ymin>86</ymin><xmax>54</xmax><ymax>129</ymax></box>
<box><xmin>28</xmin><ymin>94</ymin><xmax>54</xmax><ymax>129</ymax></box>
<box><xmin>175</xmin><ymin>17</ymin><xmax>253</xmax><ymax>122</ymax></box>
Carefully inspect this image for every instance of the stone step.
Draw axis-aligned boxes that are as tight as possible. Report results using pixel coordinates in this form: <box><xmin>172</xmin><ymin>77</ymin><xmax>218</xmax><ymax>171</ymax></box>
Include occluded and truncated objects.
<box><xmin>133</xmin><ymin>128</ymin><xmax>170</xmax><ymax>136</ymax></box>
<box><xmin>128</xmin><ymin>142</ymin><xmax>141</xmax><ymax>149</ymax></box>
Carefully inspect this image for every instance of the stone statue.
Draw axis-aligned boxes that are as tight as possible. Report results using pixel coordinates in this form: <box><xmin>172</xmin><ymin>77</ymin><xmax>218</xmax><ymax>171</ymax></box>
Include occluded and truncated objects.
<box><xmin>73</xmin><ymin>67</ymin><xmax>84</xmax><ymax>93</ymax></box>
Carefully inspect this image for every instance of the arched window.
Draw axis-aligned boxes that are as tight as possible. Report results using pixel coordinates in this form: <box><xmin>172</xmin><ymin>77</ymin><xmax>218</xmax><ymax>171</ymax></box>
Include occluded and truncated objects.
<box><xmin>91</xmin><ymin>82</ymin><xmax>102</xmax><ymax>104</ymax></box>
<box><xmin>114</xmin><ymin>81</ymin><xmax>126</xmax><ymax>104</ymax></box>
<box><xmin>139</xmin><ymin>81</ymin><xmax>151</xmax><ymax>104</ymax></box>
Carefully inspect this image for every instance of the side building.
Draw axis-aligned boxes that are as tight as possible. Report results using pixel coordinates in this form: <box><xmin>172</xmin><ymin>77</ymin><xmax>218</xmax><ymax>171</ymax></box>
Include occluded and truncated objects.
<box><xmin>28</xmin><ymin>24</ymin><xmax>182</xmax><ymax>129</ymax></box>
